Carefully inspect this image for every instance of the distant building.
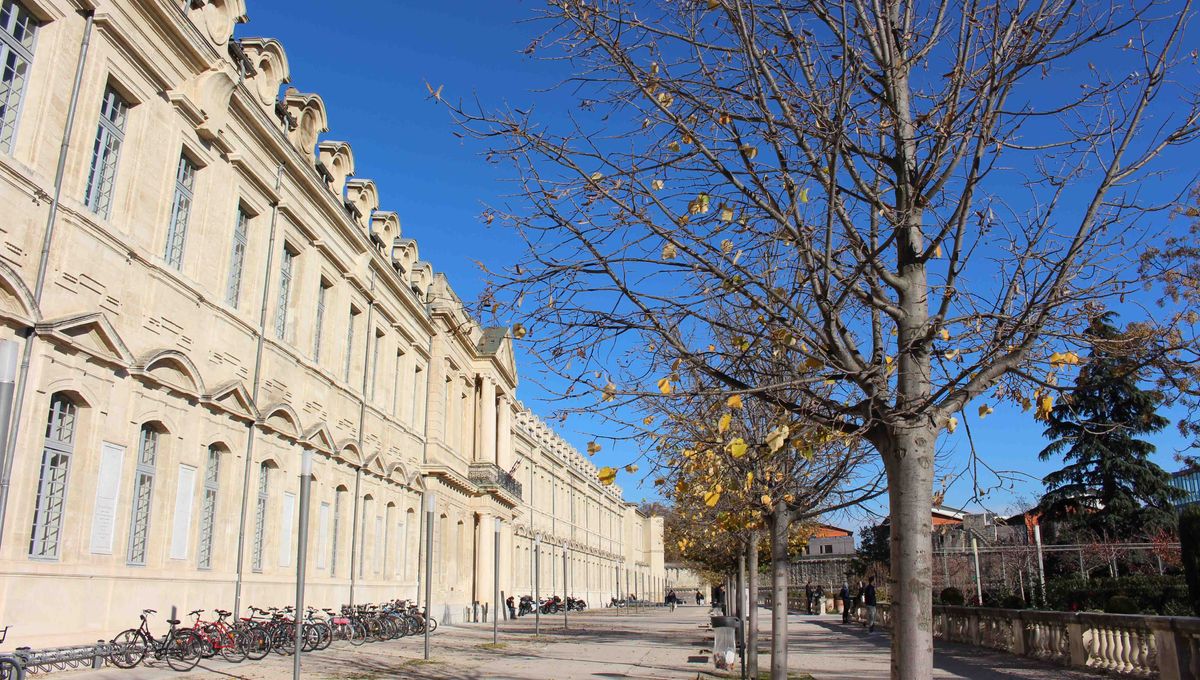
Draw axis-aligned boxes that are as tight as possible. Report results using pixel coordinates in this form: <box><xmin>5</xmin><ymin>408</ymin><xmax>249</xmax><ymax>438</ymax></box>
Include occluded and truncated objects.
<box><xmin>1171</xmin><ymin>469</ymin><xmax>1200</xmax><ymax>506</ymax></box>
<box><xmin>803</xmin><ymin>524</ymin><xmax>855</xmax><ymax>556</ymax></box>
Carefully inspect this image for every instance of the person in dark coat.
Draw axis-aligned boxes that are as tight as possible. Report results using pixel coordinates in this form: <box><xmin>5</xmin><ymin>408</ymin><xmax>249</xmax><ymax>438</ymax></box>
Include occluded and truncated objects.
<box><xmin>864</xmin><ymin>576</ymin><xmax>878</xmax><ymax>632</ymax></box>
<box><xmin>805</xmin><ymin>580</ymin><xmax>813</xmax><ymax>614</ymax></box>
<box><xmin>506</xmin><ymin>595</ymin><xmax>517</xmax><ymax>620</ymax></box>
<box><xmin>839</xmin><ymin>582</ymin><xmax>851</xmax><ymax>623</ymax></box>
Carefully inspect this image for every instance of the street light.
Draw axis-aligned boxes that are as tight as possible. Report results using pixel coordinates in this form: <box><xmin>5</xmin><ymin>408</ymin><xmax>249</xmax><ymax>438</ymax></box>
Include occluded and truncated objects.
<box><xmin>493</xmin><ymin>517</ymin><xmax>501</xmax><ymax>645</ymax></box>
<box><xmin>293</xmin><ymin>450</ymin><xmax>314</xmax><ymax>680</ymax></box>
<box><xmin>423</xmin><ymin>491</ymin><xmax>436</xmax><ymax>660</ymax></box>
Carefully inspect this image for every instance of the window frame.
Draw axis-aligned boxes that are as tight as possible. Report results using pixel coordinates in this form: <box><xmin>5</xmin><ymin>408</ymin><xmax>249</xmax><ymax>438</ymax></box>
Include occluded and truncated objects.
<box><xmin>273</xmin><ymin>244</ymin><xmax>296</xmax><ymax>341</ymax></box>
<box><xmin>0</xmin><ymin>0</ymin><xmax>39</xmax><ymax>154</ymax></box>
<box><xmin>83</xmin><ymin>85</ymin><xmax>129</xmax><ymax>218</ymax></box>
<box><xmin>29</xmin><ymin>393</ymin><xmax>76</xmax><ymax>560</ymax></box>
<box><xmin>197</xmin><ymin>445</ymin><xmax>221</xmax><ymax>570</ymax></box>
<box><xmin>126</xmin><ymin>424</ymin><xmax>160</xmax><ymax>566</ymax></box>
<box><xmin>225</xmin><ymin>207</ymin><xmax>250</xmax><ymax>307</ymax></box>
<box><xmin>163</xmin><ymin>152</ymin><xmax>197</xmax><ymax>269</ymax></box>
<box><xmin>251</xmin><ymin>462</ymin><xmax>270</xmax><ymax>572</ymax></box>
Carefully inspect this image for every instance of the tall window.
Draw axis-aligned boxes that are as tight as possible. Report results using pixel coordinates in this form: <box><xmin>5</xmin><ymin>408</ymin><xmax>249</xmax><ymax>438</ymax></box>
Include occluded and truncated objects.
<box><xmin>84</xmin><ymin>85</ymin><xmax>128</xmax><ymax>218</ymax></box>
<box><xmin>313</xmin><ymin>279</ymin><xmax>330</xmax><ymax>361</ymax></box>
<box><xmin>225</xmin><ymin>208</ymin><xmax>249</xmax><ymax>307</ymax></box>
<box><xmin>29</xmin><ymin>393</ymin><xmax>76</xmax><ymax>558</ymax></box>
<box><xmin>412</xmin><ymin>363</ymin><xmax>426</xmax><ymax>432</ymax></box>
<box><xmin>331</xmin><ymin>487</ymin><xmax>344</xmax><ymax>577</ymax></box>
<box><xmin>359</xmin><ymin>495</ymin><xmax>373</xmax><ymax>579</ymax></box>
<box><xmin>343</xmin><ymin>306</ymin><xmax>359</xmax><ymax>382</ymax></box>
<box><xmin>273</xmin><ymin>245</ymin><xmax>295</xmax><ymax>341</ymax></box>
<box><xmin>0</xmin><ymin>0</ymin><xmax>37</xmax><ymax>153</ymax></box>
<box><xmin>163</xmin><ymin>153</ymin><xmax>196</xmax><ymax>269</ymax></box>
<box><xmin>127</xmin><ymin>424</ymin><xmax>159</xmax><ymax>565</ymax></box>
<box><xmin>391</xmin><ymin>348</ymin><xmax>405</xmax><ymax>418</ymax></box>
<box><xmin>251</xmin><ymin>462</ymin><xmax>269</xmax><ymax>571</ymax></box>
<box><xmin>197</xmin><ymin>445</ymin><xmax>220</xmax><ymax>569</ymax></box>
<box><xmin>369</xmin><ymin>329</ymin><xmax>383</xmax><ymax>400</ymax></box>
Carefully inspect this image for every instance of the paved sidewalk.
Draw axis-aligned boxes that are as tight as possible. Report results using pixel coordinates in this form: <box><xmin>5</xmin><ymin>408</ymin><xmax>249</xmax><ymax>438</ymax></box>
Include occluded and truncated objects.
<box><xmin>46</xmin><ymin>605</ymin><xmax>1103</xmax><ymax>679</ymax></box>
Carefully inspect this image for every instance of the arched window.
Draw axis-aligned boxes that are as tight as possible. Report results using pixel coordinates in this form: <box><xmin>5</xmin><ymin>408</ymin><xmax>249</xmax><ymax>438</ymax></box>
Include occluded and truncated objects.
<box><xmin>127</xmin><ymin>423</ymin><xmax>163</xmax><ymax>565</ymax></box>
<box><xmin>331</xmin><ymin>485</ymin><xmax>347</xmax><ymax>577</ymax></box>
<box><xmin>29</xmin><ymin>393</ymin><xmax>77</xmax><ymax>558</ymax></box>
<box><xmin>197</xmin><ymin>444</ymin><xmax>222</xmax><ymax>569</ymax></box>
<box><xmin>251</xmin><ymin>461</ymin><xmax>271</xmax><ymax>572</ymax></box>
<box><xmin>359</xmin><ymin>494</ymin><xmax>374</xmax><ymax>579</ymax></box>
<box><xmin>383</xmin><ymin>502</ymin><xmax>396</xmax><ymax>577</ymax></box>
<box><xmin>402</xmin><ymin>507</ymin><xmax>415</xmax><ymax>579</ymax></box>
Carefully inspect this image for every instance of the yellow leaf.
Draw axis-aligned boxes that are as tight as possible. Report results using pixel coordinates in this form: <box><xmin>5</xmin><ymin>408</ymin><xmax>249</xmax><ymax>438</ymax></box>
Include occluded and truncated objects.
<box><xmin>624</xmin><ymin>464</ymin><xmax>639</xmax><ymax>473</ymax></box>
<box><xmin>718</xmin><ymin>112</ymin><xmax>731</xmax><ymax>125</ymax></box>
<box><xmin>587</xmin><ymin>441</ymin><xmax>601</xmax><ymax>456</ymax></box>
<box><xmin>707</xmin><ymin>344</ymin><xmax>716</xmax><ymax>352</ymax></box>
<box><xmin>718</xmin><ymin>413</ymin><xmax>732</xmax><ymax>434</ymax></box>
<box><xmin>720</xmin><ymin>206</ymin><xmax>734</xmax><ymax>222</ymax></box>
<box><xmin>642</xmin><ymin>415</ymin><xmax>654</xmax><ymax>426</ymax></box>
<box><xmin>651</xmin><ymin>179</ymin><xmax>665</xmax><ymax>191</ymax></box>
<box><xmin>798</xmin><ymin>187</ymin><xmax>809</xmax><ymax>203</ymax></box>
<box><xmin>1050</xmin><ymin>351</ymin><xmax>1081</xmax><ymax>367</ymax></box>
<box><xmin>657</xmin><ymin>377</ymin><xmax>673</xmax><ymax>395</ymax></box>
<box><xmin>729</xmin><ymin>438</ymin><xmax>748</xmax><ymax>458</ymax></box>
<box><xmin>745</xmin><ymin>471</ymin><xmax>753</xmax><ymax>487</ymax></box>
<box><xmin>512</xmin><ymin>323</ymin><xmax>527</xmax><ymax>339</ymax></box>
<box><xmin>704</xmin><ymin>490</ymin><xmax>721</xmax><ymax>507</ymax></box>
<box><xmin>761</xmin><ymin>494</ymin><xmax>772</xmax><ymax>507</ymax></box>
<box><xmin>657</xmin><ymin>92</ymin><xmax>674</xmax><ymax>107</ymax></box>
<box><xmin>602</xmin><ymin>382</ymin><xmax>617</xmax><ymax>402</ymax></box>
<box><xmin>939</xmin><ymin>328</ymin><xmax>950</xmax><ymax>341</ymax></box>
<box><xmin>727</xmin><ymin>394</ymin><xmax>743</xmax><ymax>409</ymax></box>
<box><xmin>947</xmin><ymin>416</ymin><xmax>958</xmax><ymax>433</ymax></box>
<box><xmin>766</xmin><ymin>425</ymin><xmax>789</xmax><ymax>453</ymax></box>
<box><xmin>739</xmin><ymin>144</ymin><xmax>757</xmax><ymax>160</ymax></box>
<box><xmin>598</xmin><ymin>467</ymin><xmax>617</xmax><ymax>485</ymax></box>
<box><xmin>944</xmin><ymin>349</ymin><xmax>959</xmax><ymax>361</ymax></box>
<box><xmin>933</xmin><ymin>243</ymin><xmax>943</xmax><ymax>258</ymax></box>
<box><xmin>978</xmin><ymin>404</ymin><xmax>993</xmax><ymax>418</ymax></box>
<box><xmin>662</xmin><ymin>243</ymin><xmax>678</xmax><ymax>260</ymax></box>
<box><xmin>1036</xmin><ymin>393</ymin><xmax>1054</xmax><ymax>420</ymax></box>
<box><xmin>689</xmin><ymin>193</ymin><xmax>711</xmax><ymax>214</ymax></box>
<box><xmin>667</xmin><ymin>140</ymin><xmax>681</xmax><ymax>153</ymax></box>
<box><xmin>803</xmin><ymin>357</ymin><xmax>823</xmax><ymax>370</ymax></box>
<box><xmin>707</xmin><ymin>0</ymin><xmax>720</xmax><ymax>8</ymax></box>
<box><xmin>590</xmin><ymin>171</ymin><xmax>603</xmax><ymax>181</ymax></box>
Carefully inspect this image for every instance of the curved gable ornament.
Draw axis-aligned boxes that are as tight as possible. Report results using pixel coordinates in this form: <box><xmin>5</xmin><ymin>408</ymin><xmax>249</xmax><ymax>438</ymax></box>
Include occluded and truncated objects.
<box><xmin>132</xmin><ymin>349</ymin><xmax>206</xmax><ymax>398</ymax></box>
<box><xmin>317</xmin><ymin>141</ymin><xmax>355</xmax><ymax>196</ymax></box>
<box><xmin>284</xmin><ymin>89</ymin><xmax>328</xmax><ymax>162</ymax></box>
<box><xmin>197</xmin><ymin>0</ymin><xmax>247</xmax><ymax>47</ymax></box>
<box><xmin>335</xmin><ymin>440</ymin><xmax>363</xmax><ymax>466</ymax></box>
<box><xmin>260</xmin><ymin>402</ymin><xmax>302</xmax><ymax>440</ymax></box>
<box><xmin>369</xmin><ymin>211</ymin><xmax>399</xmax><ymax>251</ymax></box>
<box><xmin>0</xmin><ymin>259</ymin><xmax>36</xmax><ymax>325</ymax></box>
<box><xmin>239</xmin><ymin>38</ymin><xmax>290</xmax><ymax>109</ymax></box>
<box><xmin>344</xmin><ymin>179</ymin><xmax>379</xmax><ymax>229</ymax></box>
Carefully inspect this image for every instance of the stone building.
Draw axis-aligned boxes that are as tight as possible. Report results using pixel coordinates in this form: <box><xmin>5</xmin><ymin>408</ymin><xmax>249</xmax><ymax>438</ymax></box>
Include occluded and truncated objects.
<box><xmin>0</xmin><ymin>0</ymin><xmax>663</xmax><ymax>647</ymax></box>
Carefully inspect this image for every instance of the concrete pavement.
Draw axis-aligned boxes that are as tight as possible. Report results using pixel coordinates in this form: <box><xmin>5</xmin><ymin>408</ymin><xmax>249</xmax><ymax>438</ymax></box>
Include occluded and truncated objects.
<box><xmin>43</xmin><ymin>605</ymin><xmax>1103</xmax><ymax>679</ymax></box>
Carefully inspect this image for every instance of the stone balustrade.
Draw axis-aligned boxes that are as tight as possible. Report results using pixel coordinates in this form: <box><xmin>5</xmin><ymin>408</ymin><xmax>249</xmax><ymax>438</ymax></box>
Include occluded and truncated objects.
<box><xmin>853</xmin><ymin>603</ymin><xmax>1200</xmax><ymax>678</ymax></box>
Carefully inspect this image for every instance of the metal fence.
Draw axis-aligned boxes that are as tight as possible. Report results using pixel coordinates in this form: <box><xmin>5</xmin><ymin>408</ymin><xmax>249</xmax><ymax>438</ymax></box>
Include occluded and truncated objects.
<box><xmin>2</xmin><ymin>641</ymin><xmax>113</xmax><ymax>677</ymax></box>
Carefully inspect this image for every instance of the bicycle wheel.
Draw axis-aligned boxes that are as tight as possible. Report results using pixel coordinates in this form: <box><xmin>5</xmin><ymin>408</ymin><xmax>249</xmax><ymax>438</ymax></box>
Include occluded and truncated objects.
<box><xmin>312</xmin><ymin>621</ymin><xmax>333</xmax><ymax>650</ymax></box>
<box><xmin>208</xmin><ymin>625</ymin><xmax>246</xmax><ymax>663</ymax></box>
<box><xmin>109</xmin><ymin>629</ymin><xmax>149</xmax><ymax>669</ymax></box>
<box><xmin>348</xmin><ymin>619</ymin><xmax>367</xmax><ymax>646</ymax></box>
<box><xmin>426</xmin><ymin>617</ymin><xmax>438</xmax><ymax>633</ymax></box>
<box><xmin>0</xmin><ymin>658</ymin><xmax>20</xmax><ymax>680</ymax></box>
<box><xmin>184</xmin><ymin>626</ymin><xmax>215</xmax><ymax>659</ymax></box>
<box><xmin>165</xmin><ymin>629</ymin><xmax>202</xmax><ymax>672</ymax></box>
<box><xmin>241</xmin><ymin>625</ymin><xmax>270</xmax><ymax>661</ymax></box>
<box><xmin>271</xmin><ymin>624</ymin><xmax>295</xmax><ymax>656</ymax></box>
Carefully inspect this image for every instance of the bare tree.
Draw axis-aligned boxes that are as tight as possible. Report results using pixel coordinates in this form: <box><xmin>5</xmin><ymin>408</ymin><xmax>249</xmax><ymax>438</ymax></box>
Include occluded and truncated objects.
<box><xmin>447</xmin><ymin>0</ymin><xmax>1200</xmax><ymax>676</ymax></box>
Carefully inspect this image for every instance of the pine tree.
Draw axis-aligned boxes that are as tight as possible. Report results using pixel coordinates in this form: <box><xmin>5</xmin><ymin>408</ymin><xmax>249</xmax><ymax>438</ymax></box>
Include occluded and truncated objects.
<box><xmin>1039</xmin><ymin>314</ymin><xmax>1181</xmax><ymax>540</ymax></box>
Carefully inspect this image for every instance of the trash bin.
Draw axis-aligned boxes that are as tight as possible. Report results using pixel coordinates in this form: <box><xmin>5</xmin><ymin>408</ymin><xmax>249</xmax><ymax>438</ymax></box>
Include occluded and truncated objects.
<box><xmin>710</xmin><ymin>615</ymin><xmax>743</xmax><ymax>671</ymax></box>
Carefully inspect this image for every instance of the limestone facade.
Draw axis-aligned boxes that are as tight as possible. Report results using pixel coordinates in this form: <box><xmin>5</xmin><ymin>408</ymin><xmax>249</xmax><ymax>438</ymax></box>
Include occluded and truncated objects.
<box><xmin>0</xmin><ymin>0</ymin><xmax>663</xmax><ymax>647</ymax></box>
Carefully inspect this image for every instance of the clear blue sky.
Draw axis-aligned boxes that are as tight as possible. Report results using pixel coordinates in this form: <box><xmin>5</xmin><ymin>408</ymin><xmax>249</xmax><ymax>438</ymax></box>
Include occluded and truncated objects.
<box><xmin>236</xmin><ymin>2</ymin><xmax>1195</xmax><ymax>517</ymax></box>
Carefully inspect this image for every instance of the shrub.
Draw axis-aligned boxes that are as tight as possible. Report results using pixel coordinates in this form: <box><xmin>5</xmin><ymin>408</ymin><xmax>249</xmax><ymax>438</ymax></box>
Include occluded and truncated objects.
<box><xmin>940</xmin><ymin>587</ymin><xmax>965</xmax><ymax>606</ymax></box>
<box><xmin>1105</xmin><ymin>595</ymin><xmax>1139</xmax><ymax>614</ymax></box>
<box><xmin>1045</xmin><ymin>574</ymin><xmax>1188</xmax><ymax>615</ymax></box>
<box><xmin>1000</xmin><ymin>594</ymin><xmax>1026</xmax><ymax>610</ymax></box>
<box><xmin>1180</xmin><ymin>504</ymin><xmax>1200</xmax><ymax>615</ymax></box>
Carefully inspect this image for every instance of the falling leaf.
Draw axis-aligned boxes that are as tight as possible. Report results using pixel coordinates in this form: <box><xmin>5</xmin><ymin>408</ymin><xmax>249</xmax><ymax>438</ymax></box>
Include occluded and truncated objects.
<box><xmin>766</xmin><ymin>425</ymin><xmax>789</xmax><ymax>453</ymax></box>
<box><xmin>662</xmin><ymin>243</ymin><xmax>678</xmax><ymax>260</ymax></box>
<box><xmin>651</xmin><ymin>179</ymin><xmax>665</xmax><ymax>191</ymax></box>
<box><xmin>729</xmin><ymin>438</ymin><xmax>748</xmax><ymax>458</ymax></box>
<box><xmin>587</xmin><ymin>441</ymin><xmax>601</xmax><ymax>456</ymax></box>
<box><xmin>947</xmin><ymin>416</ymin><xmax>958</xmax><ymax>433</ymax></box>
<box><xmin>739</xmin><ymin>144</ymin><xmax>758</xmax><ymax>160</ymax></box>
<box><xmin>624</xmin><ymin>464</ymin><xmax>639</xmax><ymax>473</ymax></box>
<box><xmin>657</xmin><ymin>377</ymin><xmax>673</xmax><ymax>395</ymax></box>
<box><xmin>978</xmin><ymin>404</ymin><xmax>993</xmax><ymax>418</ymax></box>
<box><xmin>727</xmin><ymin>394</ymin><xmax>743</xmax><ymax>409</ymax></box>
<box><xmin>704</xmin><ymin>489</ymin><xmax>721</xmax><ymax>507</ymax></box>
<box><xmin>512</xmin><ymin>323</ymin><xmax>527</xmax><ymax>339</ymax></box>
<box><xmin>718</xmin><ymin>413</ymin><xmax>732</xmax><ymax>434</ymax></box>
<box><xmin>598</xmin><ymin>467</ymin><xmax>617</xmax><ymax>485</ymax></box>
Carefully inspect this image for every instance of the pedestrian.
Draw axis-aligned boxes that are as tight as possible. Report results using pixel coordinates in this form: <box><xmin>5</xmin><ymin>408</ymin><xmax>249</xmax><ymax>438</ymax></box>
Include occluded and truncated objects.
<box><xmin>805</xmin><ymin>580</ymin><xmax>813</xmax><ymax>615</ymax></box>
<box><xmin>864</xmin><ymin>576</ymin><xmax>878</xmax><ymax>632</ymax></box>
<box><xmin>506</xmin><ymin>595</ymin><xmax>517</xmax><ymax>620</ymax></box>
<box><xmin>695</xmin><ymin>591</ymin><xmax>702</xmax><ymax>606</ymax></box>
<box><xmin>815</xmin><ymin>583</ymin><xmax>825</xmax><ymax>615</ymax></box>
<box><xmin>839</xmin><ymin>582</ymin><xmax>851</xmax><ymax>624</ymax></box>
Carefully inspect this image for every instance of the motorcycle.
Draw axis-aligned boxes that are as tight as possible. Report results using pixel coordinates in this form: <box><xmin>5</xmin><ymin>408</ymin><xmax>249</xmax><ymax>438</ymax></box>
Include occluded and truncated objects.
<box><xmin>566</xmin><ymin>596</ymin><xmax>587</xmax><ymax>612</ymax></box>
<box><xmin>518</xmin><ymin>595</ymin><xmax>535</xmax><ymax>617</ymax></box>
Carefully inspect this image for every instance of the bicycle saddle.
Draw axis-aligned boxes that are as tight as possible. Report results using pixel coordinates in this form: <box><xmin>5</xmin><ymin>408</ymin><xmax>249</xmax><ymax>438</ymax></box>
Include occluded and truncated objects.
<box><xmin>166</xmin><ymin>619</ymin><xmax>181</xmax><ymax>625</ymax></box>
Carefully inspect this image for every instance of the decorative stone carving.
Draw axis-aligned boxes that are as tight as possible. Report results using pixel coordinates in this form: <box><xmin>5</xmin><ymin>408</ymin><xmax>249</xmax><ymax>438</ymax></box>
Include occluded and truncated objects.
<box><xmin>196</xmin><ymin>0</ymin><xmax>247</xmax><ymax>48</ymax></box>
<box><xmin>369</xmin><ymin>210</ymin><xmax>399</xmax><ymax>250</ymax></box>
<box><xmin>344</xmin><ymin>179</ymin><xmax>378</xmax><ymax>229</ymax></box>
<box><xmin>239</xmin><ymin>38</ymin><xmax>290</xmax><ymax>109</ymax></box>
<box><xmin>317</xmin><ymin>141</ymin><xmax>354</xmax><ymax>196</ymax></box>
<box><xmin>283</xmin><ymin>88</ymin><xmax>328</xmax><ymax>162</ymax></box>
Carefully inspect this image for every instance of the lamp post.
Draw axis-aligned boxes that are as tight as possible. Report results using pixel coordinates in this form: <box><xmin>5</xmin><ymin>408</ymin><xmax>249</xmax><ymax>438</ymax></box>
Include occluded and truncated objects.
<box><xmin>563</xmin><ymin>544</ymin><xmax>569</xmax><ymax>630</ymax></box>
<box><xmin>493</xmin><ymin>517</ymin><xmax>501</xmax><ymax>645</ymax></box>
<box><xmin>423</xmin><ymin>491</ymin><xmax>436</xmax><ymax>660</ymax></box>
<box><xmin>292</xmin><ymin>450</ymin><xmax>313</xmax><ymax>680</ymax></box>
<box><xmin>534</xmin><ymin>535</ymin><xmax>541</xmax><ymax>636</ymax></box>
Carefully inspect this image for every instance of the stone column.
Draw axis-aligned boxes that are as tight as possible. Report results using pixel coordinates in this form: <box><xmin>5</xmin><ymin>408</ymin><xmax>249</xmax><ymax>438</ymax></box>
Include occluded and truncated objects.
<box><xmin>496</xmin><ymin>394</ymin><xmax>513</xmax><ymax>469</ymax></box>
<box><xmin>480</xmin><ymin>378</ymin><xmax>496</xmax><ymax>465</ymax></box>
<box><xmin>475</xmin><ymin>512</ymin><xmax>494</xmax><ymax>608</ymax></box>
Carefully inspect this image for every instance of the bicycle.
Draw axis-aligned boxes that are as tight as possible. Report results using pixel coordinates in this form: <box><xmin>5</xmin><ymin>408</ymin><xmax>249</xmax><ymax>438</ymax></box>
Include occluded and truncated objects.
<box><xmin>0</xmin><ymin>627</ymin><xmax>23</xmax><ymax>680</ymax></box>
<box><xmin>187</xmin><ymin>608</ymin><xmax>248</xmax><ymax>663</ymax></box>
<box><xmin>109</xmin><ymin>609</ymin><xmax>203</xmax><ymax>671</ymax></box>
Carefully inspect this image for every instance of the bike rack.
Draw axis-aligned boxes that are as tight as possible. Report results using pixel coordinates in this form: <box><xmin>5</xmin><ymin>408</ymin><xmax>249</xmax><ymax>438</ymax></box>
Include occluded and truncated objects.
<box><xmin>8</xmin><ymin>642</ymin><xmax>113</xmax><ymax>676</ymax></box>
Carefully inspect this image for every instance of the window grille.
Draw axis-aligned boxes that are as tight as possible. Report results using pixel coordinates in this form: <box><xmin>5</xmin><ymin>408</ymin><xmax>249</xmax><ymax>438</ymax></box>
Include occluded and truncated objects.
<box><xmin>197</xmin><ymin>445</ymin><xmax>220</xmax><ymax>569</ymax></box>
<box><xmin>84</xmin><ymin>86</ymin><xmax>128</xmax><ymax>217</ymax></box>
<box><xmin>29</xmin><ymin>394</ymin><xmax>75</xmax><ymax>558</ymax></box>
<box><xmin>273</xmin><ymin>246</ymin><xmax>295</xmax><ymax>340</ymax></box>
<box><xmin>0</xmin><ymin>0</ymin><xmax>37</xmax><ymax>153</ymax></box>
<box><xmin>127</xmin><ymin>425</ymin><xmax>159</xmax><ymax>565</ymax></box>
<box><xmin>392</xmin><ymin>349</ymin><xmax>404</xmax><ymax>417</ymax></box>
<box><xmin>163</xmin><ymin>154</ymin><xmax>196</xmax><ymax>269</ymax></box>
<box><xmin>251</xmin><ymin>462</ymin><xmax>269</xmax><ymax>571</ymax></box>
<box><xmin>313</xmin><ymin>280</ymin><xmax>328</xmax><ymax>360</ymax></box>
<box><xmin>369</xmin><ymin>330</ymin><xmax>382</xmax><ymax>400</ymax></box>
<box><xmin>343</xmin><ymin>308</ymin><xmax>358</xmax><ymax>382</ymax></box>
<box><xmin>331</xmin><ymin>488</ymin><xmax>343</xmax><ymax>576</ymax></box>
<box><xmin>225</xmin><ymin>208</ymin><xmax>249</xmax><ymax>307</ymax></box>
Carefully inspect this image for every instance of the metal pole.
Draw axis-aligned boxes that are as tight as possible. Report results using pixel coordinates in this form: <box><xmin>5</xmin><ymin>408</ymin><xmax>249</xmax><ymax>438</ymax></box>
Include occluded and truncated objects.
<box><xmin>563</xmin><ymin>545</ymin><xmax>569</xmax><ymax>629</ymax></box>
<box><xmin>1034</xmin><ymin>524</ymin><xmax>1047</xmax><ymax>602</ymax></box>
<box><xmin>0</xmin><ymin>342</ymin><xmax>18</xmax><ymax>536</ymax></box>
<box><xmin>493</xmin><ymin>518</ymin><xmax>501</xmax><ymax>645</ymax></box>
<box><xmin>535</xmin><ymin>536</ymin><xmax>541</xmax><ymax>635</ymax></box>
<box><xmin>423</xmin><ymin>492</ymin><xmax>436</xmax><ymax>660</ymax></box>
<box><xmin>1079</xmin><ymin>548</ymin><xmax>1087</xmax><ymax>581</ymax></box>
<box><xmin>293</xmin><ymin>451</ymin><xmax>313</xmax><ymax>680</ymax></box>
<box><xmin>971</xmin><ymin>537</ymin><xmax>983</xmax><ymax>605</ymax></box>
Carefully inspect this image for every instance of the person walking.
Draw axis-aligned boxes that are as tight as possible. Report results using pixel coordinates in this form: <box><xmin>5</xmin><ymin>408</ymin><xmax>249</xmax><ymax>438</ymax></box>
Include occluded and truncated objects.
<box><xmin>815</xmin><ymin>583</ymin><xmax>826</xmax><ymax>615</ymax></box>
<box><xmin>695</xmin><ymin>591</ymin><xmax>702</xmax><ymax>606</ymax></box>
<box><xmin>804</xmin><ymin>580</ymin><xmax>813</xmax><ymax>615</ymax></box>
<box><xmin>864</xmin><ymin>576</ymin><xmax>878</xmax><ymax>632</ymax></box>
<box><xmin>839</xmin><ymin>582</ymin><xmax>851</xmax><ymax>624</ymax></box>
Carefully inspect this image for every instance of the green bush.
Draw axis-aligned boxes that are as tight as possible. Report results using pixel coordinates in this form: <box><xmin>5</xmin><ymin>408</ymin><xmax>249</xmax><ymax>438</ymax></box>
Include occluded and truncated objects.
<box><xmin>1105</xmin><ymin>595</ymin><xmax>1139</xmax><ymax>614</ymax></box>
<box><xmin>940</xmin><ymin>587</ymin><xmax>965</xmax><ymax>606</ymax></box>
<box><xmin>1000</xmin><ymin>594</ymin><xmax>1026</xmax><ymax>610</ymax></box>
<box><xmin>1181</xmin><ymin>504</ymin><xmax>1200</xmax><ymax>615</ymax></box>
<box><xmin>1045</xmin><ymin>574</ymin><xmax>1188</xmax><ymax>615</ymax></box>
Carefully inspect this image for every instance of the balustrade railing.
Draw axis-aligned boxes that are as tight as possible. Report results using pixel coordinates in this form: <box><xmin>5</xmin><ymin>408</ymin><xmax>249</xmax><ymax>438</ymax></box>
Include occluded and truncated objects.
<box><xmin>468</xmin><ymin>462</ymin><xmax>523</xmax><ymax>500</ymax></box>
<box><xmin>852</xmin><ymin>603</ymin><xmax>1200</xmax><ymax>679</ymax></box>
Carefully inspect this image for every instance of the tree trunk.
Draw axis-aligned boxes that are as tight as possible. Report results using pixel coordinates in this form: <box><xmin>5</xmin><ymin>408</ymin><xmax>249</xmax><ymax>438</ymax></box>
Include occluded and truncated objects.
<box><xmin>885</xmin><ymin>424</ymin><xmax>937</xmax><ymax>680</ymax></box>
<box><xmin>747</xmin><ymin>531</ymin><xmax>760</xmax><ymax>678</ymax></box>
<box><xmin>770</xmin><ymin>501</ymin><xmax>792</xmax><ymax>680</ymax></box>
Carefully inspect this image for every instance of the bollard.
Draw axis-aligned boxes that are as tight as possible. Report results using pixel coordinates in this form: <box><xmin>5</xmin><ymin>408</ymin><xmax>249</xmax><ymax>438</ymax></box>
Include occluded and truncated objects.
<box><xmin>93</xmin><ymin>640</ymin><xmax>105</xmax><ymax>669</ymax></box>
<box><xmin>473</xmin><ymin>601</ymin><xmax>480</xmax><ymax>623</ymax></box>
<box><xmin>483</xmin><ymin>603</ymin><xmax>489</xmax><ymax>623</ymax></box>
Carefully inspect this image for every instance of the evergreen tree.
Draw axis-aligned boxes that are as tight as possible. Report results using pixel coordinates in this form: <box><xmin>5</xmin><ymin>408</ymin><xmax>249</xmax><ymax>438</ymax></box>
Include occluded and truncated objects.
<box><xmin>1039</xmin><ymin>314</ymin><xmax>1181</xmax><ymax>540</ymax></box>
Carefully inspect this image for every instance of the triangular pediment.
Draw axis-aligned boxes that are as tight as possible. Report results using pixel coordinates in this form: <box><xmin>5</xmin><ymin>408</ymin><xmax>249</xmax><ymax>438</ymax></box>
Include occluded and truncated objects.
<box><xmin>203</xmin><ymin>381</ymin><xmax>258</xmax><ymax>422</ymax></box>
<box><xmin>37</xmin><ymin>313</ymin><xmax>132</xmax><ymax>366</ymax></box>
<box><xmin>302</xmin><ymin>423</ymin><xmax>336</xmax><ymax>453</ymax></box>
